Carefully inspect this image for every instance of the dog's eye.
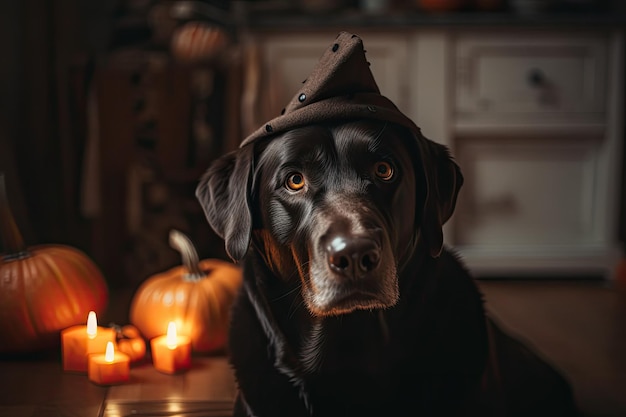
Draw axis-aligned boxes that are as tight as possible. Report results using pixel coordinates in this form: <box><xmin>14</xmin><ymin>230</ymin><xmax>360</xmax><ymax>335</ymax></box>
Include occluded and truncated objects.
<box><xmin>286</xmin><ymin>172</ymin><xmax>306</xmax><ymax>191</ymax></box>
<box><xmin>373</xmin><ymin>161</ymin><xmax>394</xmax><ymax>181</ymax></box>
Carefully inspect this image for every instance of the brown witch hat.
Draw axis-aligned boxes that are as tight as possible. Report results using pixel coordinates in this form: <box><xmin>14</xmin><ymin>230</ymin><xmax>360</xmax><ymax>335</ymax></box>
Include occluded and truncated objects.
<box><xmin>240</xmin><ymin>31</ymin><xmax>421</xmax><ymax>147</ymax></box>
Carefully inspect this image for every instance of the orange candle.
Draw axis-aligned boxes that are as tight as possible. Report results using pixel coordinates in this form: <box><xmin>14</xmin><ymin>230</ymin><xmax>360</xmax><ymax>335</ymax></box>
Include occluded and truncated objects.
<box><xmin>61</xmin><ymin>311</ymin><xmax>116</xmax><ymax>372</ymax></box>
<box><xmin>88</xmin><ymin>341</ymin><xmax>130</xmax><ymax>385</ymax></box>
<box><xmin>150</xmin><ymin>322</ymin><xmax>191</xmax><ymax>374</ymax></box>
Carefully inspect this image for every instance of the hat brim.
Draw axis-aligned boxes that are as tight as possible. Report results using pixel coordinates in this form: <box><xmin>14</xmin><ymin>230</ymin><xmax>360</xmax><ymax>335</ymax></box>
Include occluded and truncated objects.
<box><xmin>240</xmin><ymin>93</ymin><xmax>421</xmax><ymax>148</ymax></box>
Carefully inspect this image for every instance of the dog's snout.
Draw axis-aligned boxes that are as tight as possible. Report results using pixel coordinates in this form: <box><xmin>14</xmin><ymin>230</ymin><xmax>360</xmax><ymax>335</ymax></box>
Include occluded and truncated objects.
<box><xmin>327</xmin><ymin>236</ymin><xmax>381</xmax><ymax>279</ymax></box>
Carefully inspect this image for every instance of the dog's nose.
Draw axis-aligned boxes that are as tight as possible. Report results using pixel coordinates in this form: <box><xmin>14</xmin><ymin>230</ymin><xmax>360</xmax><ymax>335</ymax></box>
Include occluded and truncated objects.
<box><xmin>327</xmin><ymin>236</ymin><xmax>381</xmax><ymax>279</ymax></box>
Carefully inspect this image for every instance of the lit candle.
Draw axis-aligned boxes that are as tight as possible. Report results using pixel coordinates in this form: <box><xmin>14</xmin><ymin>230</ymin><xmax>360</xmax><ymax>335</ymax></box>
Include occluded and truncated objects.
<box><xmin>150</xmin><ymin>321</ymin><xmax>191</xmax><ymax>374</ymax></box>
<box><xmin>61</xmin><ymin>311</ymin><xmax>116</xmax><ymax>372</ymax></box>
<box><xmin>88</xmin><ymin>341</ymin><xmax>130</xmax><ymax>385</ymax></box>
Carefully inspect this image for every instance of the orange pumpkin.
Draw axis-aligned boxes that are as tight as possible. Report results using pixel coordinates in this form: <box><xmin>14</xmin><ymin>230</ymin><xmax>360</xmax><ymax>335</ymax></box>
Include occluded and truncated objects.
<box><xmin>0</xmin><ymin>174</ymin><xmax>109</xmax><ymax>353</ymax></box>
<box><xmin>417</xmin><ymin>0</ymin><xmax>466</xmax><ymax>11</ymax></box>
<box><xmin>171</xmin><ymin>22</ymin><xmax>229</xmax><ymax>63</ymax></box>
<box><xmin>129</xmin><ymin>230</ymin><xmax>242</xmax><ymax>353</ymax></box>
<box><xmin>114</xmin><ymin>324</ymin><xmax>146</xmax><ymax>362</ymax></box>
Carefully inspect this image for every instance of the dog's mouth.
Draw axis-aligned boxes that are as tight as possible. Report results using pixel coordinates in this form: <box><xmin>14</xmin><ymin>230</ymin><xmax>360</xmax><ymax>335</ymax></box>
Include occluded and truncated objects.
<box><xmin>309</xmin><ymin>288</ymin><xmax>395</xmax><ymax>316</ymax></box>
<box><xmin>302</xmin><ymin>265</ymin><xmax>399</xmax><ymax>317</ymax></box>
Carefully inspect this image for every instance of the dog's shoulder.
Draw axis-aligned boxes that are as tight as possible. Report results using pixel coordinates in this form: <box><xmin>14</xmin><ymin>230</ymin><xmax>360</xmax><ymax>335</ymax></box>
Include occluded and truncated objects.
<box><xmin>415</xmin><ymin>246</ymin><xmax>484</xmax><ymax>307</ymax></box>
<box><xmin>438</xmin><ymin>247</ymin><xmax>475</xmax><ymax>284</ymax></box>
<box><xmin>417</xmin><ymin>247</ymin><xmax>489</xmax><ymax>370</ymax></box>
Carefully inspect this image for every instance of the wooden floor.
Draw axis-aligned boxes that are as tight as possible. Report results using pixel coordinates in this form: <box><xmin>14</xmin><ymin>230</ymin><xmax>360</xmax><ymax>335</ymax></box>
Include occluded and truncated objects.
<box><xmin>477</xmin><ymin>279</ymin><xmax>626</xmax><ymax>417</ymax></box>
<box><xmin>0</xmin><ymin>355</ymin><xmax>236</xmax><ymax>417</ymax></box>
<box><xmin>1</xmin><ymin>279</ymin><xmax>625</xmax><ymax>417</ymax></box>
<box><xmin>103</xmin><ymin>356</ymin><xmax>236</xmax><ymax>417</ymax></box>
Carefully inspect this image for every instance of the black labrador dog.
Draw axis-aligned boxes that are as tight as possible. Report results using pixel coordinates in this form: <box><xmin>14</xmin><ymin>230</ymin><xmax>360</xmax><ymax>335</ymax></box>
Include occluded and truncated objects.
<box><xmin>196</xmin><ymin>121</ymin><xmax>576</xmax><ymax>417</ymax></box>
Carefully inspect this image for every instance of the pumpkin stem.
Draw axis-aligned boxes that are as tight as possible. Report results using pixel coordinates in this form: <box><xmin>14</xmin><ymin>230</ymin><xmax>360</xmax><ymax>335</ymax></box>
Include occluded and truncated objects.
<box><xmin>0</xmin><ymin>173</ymin><xmax>28</xmax><ymax>259</ymax></box>
<box><xmin>169</xmin><ymin>229</ymin><xmax>204</xmax><ymax>279</ymax></box>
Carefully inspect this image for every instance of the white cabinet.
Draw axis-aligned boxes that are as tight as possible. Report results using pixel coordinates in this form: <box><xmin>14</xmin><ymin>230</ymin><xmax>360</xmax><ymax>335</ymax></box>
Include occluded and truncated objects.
<box><xmin>450</xmin><ymin>30</ymin><xmax>624</xmax><ymax>277</ymax></box>
<box><xmin>453</xmin><ymin>136</ymin><xmax>605</xmax><ymax>265</ymax></box>
<box><xmin>253</xmin><ymin>27</ymin><xmax>624</xmax><ymax>278</ymax></box>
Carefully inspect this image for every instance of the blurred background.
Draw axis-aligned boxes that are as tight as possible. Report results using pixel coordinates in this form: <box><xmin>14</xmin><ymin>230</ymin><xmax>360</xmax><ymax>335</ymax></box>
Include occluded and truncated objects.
<box><xmin>0</xmin><ymin>0</ymin><xmax>624</xmax><ymax>290</ymax></box>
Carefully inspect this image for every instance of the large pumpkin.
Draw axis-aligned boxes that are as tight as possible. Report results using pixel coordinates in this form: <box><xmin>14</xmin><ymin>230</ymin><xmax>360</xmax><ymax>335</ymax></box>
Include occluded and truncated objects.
<box><xmin>0</xmin><ymin>174</ymin><xmax>109</xmax><ymax>353</ymax></box>
<box><xmin>130</xmin><ymin>230</ymin><xmax>242</xmax><ymax>353</ymax></box>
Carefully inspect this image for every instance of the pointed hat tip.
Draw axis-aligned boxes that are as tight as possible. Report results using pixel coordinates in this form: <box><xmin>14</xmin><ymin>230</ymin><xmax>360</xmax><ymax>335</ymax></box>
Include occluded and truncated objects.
<box><xmin>283</xmin><ymin>31</ymin><xmax>380</xmax><ymax>114</ymax></box>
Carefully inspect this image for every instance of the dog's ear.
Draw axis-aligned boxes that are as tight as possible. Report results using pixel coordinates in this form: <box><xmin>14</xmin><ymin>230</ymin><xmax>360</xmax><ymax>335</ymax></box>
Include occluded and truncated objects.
<box><xmin>419</xmin><ymin>138</ymin><xmax>464</xmax><ymax>258</ymax></box>
<box><xmin>196</xmin><ymin>145</ymin><xmax>254</xmax><ymax>262</ymax></box>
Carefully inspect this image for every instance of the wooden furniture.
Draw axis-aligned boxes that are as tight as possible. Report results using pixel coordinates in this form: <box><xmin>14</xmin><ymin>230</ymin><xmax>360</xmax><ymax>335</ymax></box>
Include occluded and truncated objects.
<box><xmin>92</xmin><ymin>60</ymin><xmax>238</xmax><ymax>288</ymax></box>
<box><xmin>252</xmin><ymin>24</ymin><xmax>624</xmax><ymax>278</ymax></box>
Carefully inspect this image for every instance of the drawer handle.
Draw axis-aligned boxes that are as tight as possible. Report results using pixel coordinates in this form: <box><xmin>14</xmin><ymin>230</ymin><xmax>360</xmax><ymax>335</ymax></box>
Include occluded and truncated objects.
<box><xmin>527</xmin><ymin>68</ymin><xmax>546</xmax><ymax>87</ymax></box>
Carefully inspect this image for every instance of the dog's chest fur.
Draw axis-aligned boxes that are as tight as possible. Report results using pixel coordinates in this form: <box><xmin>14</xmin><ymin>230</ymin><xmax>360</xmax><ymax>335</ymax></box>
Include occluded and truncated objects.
<box><xmin>229</xmin><ymin>249</ymin><xmax>488</xmax><ymax>416</ymax></box>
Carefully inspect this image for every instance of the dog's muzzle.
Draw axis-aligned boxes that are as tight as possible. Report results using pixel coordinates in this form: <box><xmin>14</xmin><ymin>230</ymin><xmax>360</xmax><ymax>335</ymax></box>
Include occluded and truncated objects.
<box><xmin>305</xmin><ymin>217</ymin><xmax>398</xmax><ymax>316</ymax></box>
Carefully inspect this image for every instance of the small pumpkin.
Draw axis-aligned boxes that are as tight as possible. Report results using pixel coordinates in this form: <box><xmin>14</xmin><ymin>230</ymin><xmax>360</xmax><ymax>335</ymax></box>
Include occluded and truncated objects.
<box><xmin>416</xmin><ymin>0</ymin><xmax>467</xmax><ymax>12</ymax></box>
<box><xmin>113</xmin><ymin>324</ymin><xmax>146</xmax><ymax>362</ymax></box>
<box><xmin>171</xmin><ymin>22</ymin><xmax>229</xmax><ymax>63</ymax></box>
<box><xmin>130</xmin><ymin>230</ymin><xmax>242</xmax><ymax>353</ymax></box>
<box><xmin>0</xmin><ymin>174</ymin><xmax>109</xmax><ymax>353</ymax></box>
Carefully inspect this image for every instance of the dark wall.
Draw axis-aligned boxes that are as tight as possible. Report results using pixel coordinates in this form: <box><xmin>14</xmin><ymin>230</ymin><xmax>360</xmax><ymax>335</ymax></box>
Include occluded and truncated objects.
<box><xmin>0</xmin><ymin>0</ymin><xmax>99</xmax><ymax>251</ymax></box>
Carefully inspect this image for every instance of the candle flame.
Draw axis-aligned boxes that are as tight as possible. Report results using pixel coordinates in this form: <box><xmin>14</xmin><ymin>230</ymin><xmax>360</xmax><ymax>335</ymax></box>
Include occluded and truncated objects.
<box><xmin>166</xmin><ymin>321</ymin><xmax>177</xmax><ymax>349</ymax></box>
<box><xmin>105</xmin><ymin>341</ymin><xmax>115</xmax><ymax>363</ymax></box>
<box><xmin>86</xmin><ymin>311</ymin><xmax>97</xmax><ymax>339</ymax></box>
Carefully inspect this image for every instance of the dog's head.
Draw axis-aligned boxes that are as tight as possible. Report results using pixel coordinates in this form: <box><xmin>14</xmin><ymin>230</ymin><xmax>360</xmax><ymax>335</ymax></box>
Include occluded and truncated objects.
<box><xmin>197</xmin><ymin>120</ymin><xmax>461</xmax><ymax>317</ymax></box>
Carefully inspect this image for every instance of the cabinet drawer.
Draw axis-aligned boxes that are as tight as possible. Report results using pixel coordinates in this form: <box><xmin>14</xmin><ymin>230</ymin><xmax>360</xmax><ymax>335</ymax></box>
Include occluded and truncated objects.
<box><xmin>454</xmin><ymin>34</ymin><xmax>607</xmax><ymax>124</ymax></box>
<box><xmin>453</xmin><ymin>136</ymin><xmax>601</xmax><ymax>247</ymax></box>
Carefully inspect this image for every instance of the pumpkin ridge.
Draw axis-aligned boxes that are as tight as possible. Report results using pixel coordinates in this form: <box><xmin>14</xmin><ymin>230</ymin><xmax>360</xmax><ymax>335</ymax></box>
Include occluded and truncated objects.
<box><xmin>164</xmin><ymin>274</ymin><xmax>184</xmax><ymax>326</ymax></box>
<box><xmin>39</xmin><ymin>251</ymin><xmax>85</xmax><ymax>319</ymax></box>
<box><xmin>64</xmin><ymin>247</ymin><xmax>106</xmax><ymax>303</ymax></box>
<box><xmin>201</xmin><ymin>276</ymin><xmax>226</xmax><ymax>342</ymax></box>
<box><xmin>206</xmin><ymin>276</ymin><xmax>224</xmax><ymax>323</ymax></box>
<box><xmin>181</xmin><ymin>277</ymin><xmax>201</xmax><ymax>342</ymax></box>
<box><xmin>20</xmin><ymin>256</ymin><xmax>40</xmax><ymax>340</ymax></box>
<box><xmin>30</xmin><ymin>253</ymin><xmax>72</xmax><ymax>333</ymax></box>
<box><xmin>170</xmin><ymin>274</ymin><xmax>189</xmax><ymax>336</ymax></box>
<box><xmin>50</xmin><ymin>246</ymin><xmax>107</xmax><ymax>310</ymax></box>
<box><xmin>178</xmin><ymin>278</ymin><xmax>193</xmax><ymax>337</ymax></box>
